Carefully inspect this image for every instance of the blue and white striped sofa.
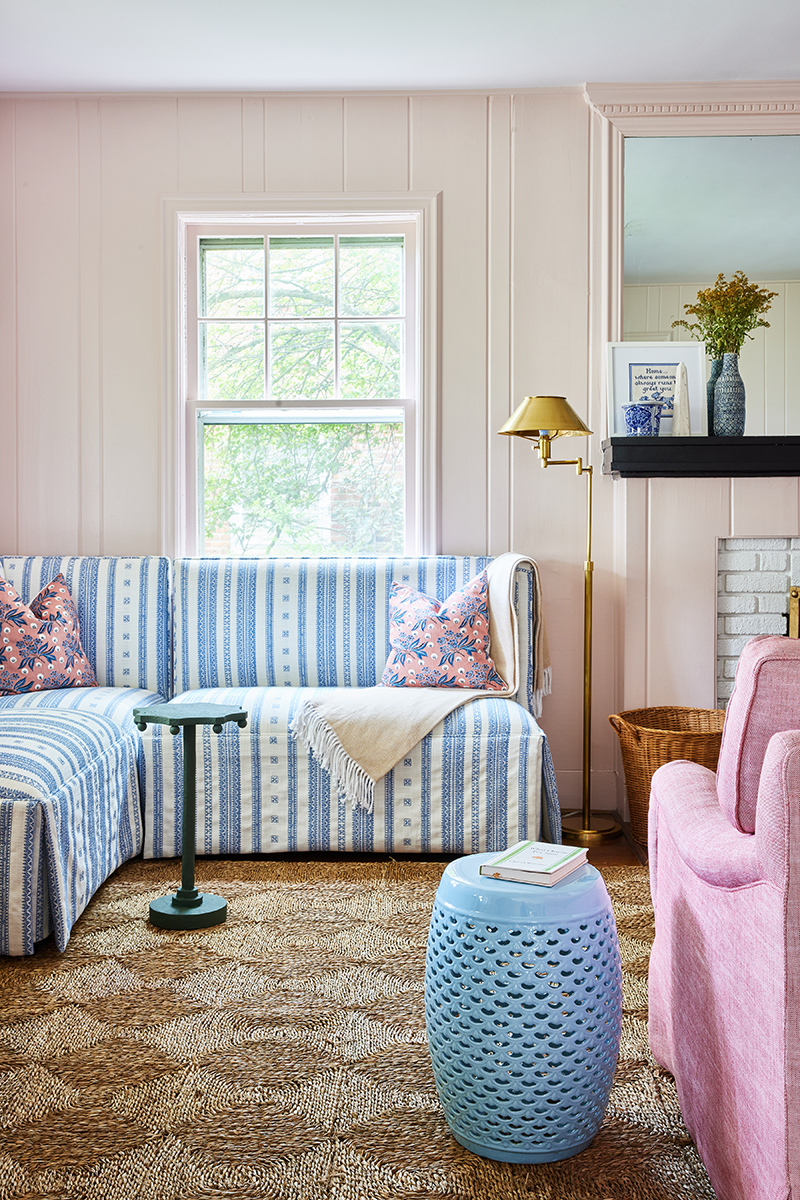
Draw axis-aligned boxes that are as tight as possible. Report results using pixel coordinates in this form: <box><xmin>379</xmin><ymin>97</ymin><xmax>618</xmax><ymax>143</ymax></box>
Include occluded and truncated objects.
<box><xmin>0</xmin><ymin>556</ymin><xmax>171</xmax><ymax>954</ymax></box>
<box><xmin>0</xmin><ymin>553</ymin><xmax>559</xmax><ymax>955</ymax></box>
<box><xmin>142</xmin><ymin>556</ymin><xmax>560</xmax><ymax>859</ymax></box>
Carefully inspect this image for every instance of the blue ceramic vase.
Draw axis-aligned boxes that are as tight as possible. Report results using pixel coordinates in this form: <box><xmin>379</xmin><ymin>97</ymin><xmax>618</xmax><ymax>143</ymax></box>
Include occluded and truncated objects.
<box><xmin>706</xmin><ymin>358</ymin><xmax>723</xmax><ymax>435</ymax></box>
<box><xmin>713</xmin><ymin>353</ymin><xmax>745</xmax><ymax>437</ymax></box>
<box><xmin>623</xmin><ymin>401</ymin><xmax>663</xmax><ymax>436</ymax></box>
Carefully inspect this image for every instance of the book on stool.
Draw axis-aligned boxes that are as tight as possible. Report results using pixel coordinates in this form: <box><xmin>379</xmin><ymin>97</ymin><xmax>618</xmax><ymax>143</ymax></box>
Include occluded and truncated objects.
<box><xmin>479</xmin><ymin>839</ymin><xmax>587</xmax><ymax>886</ymax></box>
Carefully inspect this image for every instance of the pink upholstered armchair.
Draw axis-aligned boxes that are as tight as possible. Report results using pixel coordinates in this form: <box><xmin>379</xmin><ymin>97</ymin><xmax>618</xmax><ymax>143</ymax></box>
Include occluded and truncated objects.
<box><xmin>648</xmin><ymin>635</ymin><xmax>800</xmax><ymax>1200</ymax></box>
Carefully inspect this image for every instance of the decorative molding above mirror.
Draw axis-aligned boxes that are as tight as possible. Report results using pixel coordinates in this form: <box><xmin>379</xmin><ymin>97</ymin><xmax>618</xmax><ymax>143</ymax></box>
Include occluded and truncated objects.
<box><xmin>584</xmin><ymin>81</ymin><xmax>800</xmax><ymax>135</ymax></box>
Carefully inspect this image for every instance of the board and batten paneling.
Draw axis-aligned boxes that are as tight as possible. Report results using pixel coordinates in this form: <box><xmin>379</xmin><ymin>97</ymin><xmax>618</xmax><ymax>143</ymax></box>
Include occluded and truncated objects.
<box><xmin>10</xmin><ymin>86</ymin><xmax>798</xmax><ymax>818</ymax></box>
<box><xmin>0</xmin><ymin>88</ymin><xmax>602</xmax><ymax>811</ymax></box>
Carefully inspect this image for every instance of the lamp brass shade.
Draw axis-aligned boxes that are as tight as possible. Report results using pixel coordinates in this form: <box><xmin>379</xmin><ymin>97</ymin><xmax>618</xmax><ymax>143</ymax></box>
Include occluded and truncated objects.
<box><xmin>497</xmin><ymin>395</ymin><xmax>592</xmax><ymax>440</ymax></box>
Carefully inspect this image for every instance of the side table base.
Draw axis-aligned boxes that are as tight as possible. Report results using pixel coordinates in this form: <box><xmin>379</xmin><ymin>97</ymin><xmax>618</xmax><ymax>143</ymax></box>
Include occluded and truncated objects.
<box><xmin>453</xmin><ymin>1131</ymin><xmax>595</xmax><ymax>1165</ymax></box>
<box><xmin>149</xmin><ymin>893</ymin><xmax>228</xmax><ymax>930</ymax></box>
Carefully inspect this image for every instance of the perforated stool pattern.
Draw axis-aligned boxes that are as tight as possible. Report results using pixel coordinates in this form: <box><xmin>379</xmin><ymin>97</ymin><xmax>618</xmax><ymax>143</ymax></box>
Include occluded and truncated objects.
<box><xmin>425</xmin><ymin>853</ymin><xmax>622</xmax><ymax>1163</ymax></box>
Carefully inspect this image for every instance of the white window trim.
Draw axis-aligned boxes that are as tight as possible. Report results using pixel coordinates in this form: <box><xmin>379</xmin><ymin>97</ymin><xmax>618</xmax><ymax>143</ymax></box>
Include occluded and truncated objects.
<box><xmin>161</xmin><ymin>193</ymin><xmax>442</xmax><ymax>558</ymax></box>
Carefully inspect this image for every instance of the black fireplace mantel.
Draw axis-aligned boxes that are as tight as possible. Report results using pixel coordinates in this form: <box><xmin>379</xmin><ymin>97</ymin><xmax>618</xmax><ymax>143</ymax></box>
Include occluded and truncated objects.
<box><xmin>601</xmin><ymin>436</ymin><xmax>800</xmax><ymax>479</ymax></box>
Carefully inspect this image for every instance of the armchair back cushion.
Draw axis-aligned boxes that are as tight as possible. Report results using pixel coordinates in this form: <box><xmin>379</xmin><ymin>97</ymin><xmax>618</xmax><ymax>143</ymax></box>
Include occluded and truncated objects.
<box><xmin>173</xmin><ymin>556</ymin><xmax>538</xmax><ymax>712</ymax></box>
<box><xmin>0</xmin><ymin>557</ymin><xmax>172</xmax><ymax>698</ymax></box>
<box><xmin>716</xmin><ymin>635</ymin><xmax>800</xmax><ymax>833</ymax></box>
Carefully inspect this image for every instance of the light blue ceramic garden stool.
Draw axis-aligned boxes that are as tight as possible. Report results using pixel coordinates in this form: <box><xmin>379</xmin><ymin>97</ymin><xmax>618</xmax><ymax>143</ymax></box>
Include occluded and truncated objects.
<box><xmin>425</xmin><ymin>853</ymin><xmax>622</xmax><ymax>1163</ymax></box>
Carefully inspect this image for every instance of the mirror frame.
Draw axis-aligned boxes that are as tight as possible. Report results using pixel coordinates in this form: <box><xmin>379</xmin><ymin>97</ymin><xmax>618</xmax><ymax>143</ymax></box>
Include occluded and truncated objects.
<box><xmin>584</xmin><ymin>80</ymin><xmax>800</xmax><ymax>439</ymax></box>
<box><xmin>583</xmin><ymin>82</ymin><xmax>800</xmax><ymax>733</ymax></box>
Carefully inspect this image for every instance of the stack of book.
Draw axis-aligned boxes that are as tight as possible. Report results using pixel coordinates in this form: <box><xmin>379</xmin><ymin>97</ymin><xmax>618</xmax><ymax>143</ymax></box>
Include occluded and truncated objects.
<box><xmin>479</xmin><ymin>840</ymin><xmax>588</xmax><ymax>886</ymax></box>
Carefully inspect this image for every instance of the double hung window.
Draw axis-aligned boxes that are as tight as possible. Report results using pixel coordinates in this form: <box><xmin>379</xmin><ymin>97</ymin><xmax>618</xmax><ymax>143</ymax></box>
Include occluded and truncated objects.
<box><xmin>183</xmin><ymin>218</ymin><xmax>418</xmax><ymax>556</ymax></box>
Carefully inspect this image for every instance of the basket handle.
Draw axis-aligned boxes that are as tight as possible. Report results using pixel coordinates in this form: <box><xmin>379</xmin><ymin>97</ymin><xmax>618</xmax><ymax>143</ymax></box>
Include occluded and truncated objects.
<box><xmin>608</xmin><ymin>713</ymin><xmax>642</xmax><ymax>745</ymax></box>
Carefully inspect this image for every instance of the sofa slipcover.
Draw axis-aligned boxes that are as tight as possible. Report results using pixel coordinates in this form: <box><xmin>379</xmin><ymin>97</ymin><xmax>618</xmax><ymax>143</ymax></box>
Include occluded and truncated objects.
<box><xmin>143</xmin><ymin>555</ymin><xmax>559</xmax><ymax>857</ymax></box>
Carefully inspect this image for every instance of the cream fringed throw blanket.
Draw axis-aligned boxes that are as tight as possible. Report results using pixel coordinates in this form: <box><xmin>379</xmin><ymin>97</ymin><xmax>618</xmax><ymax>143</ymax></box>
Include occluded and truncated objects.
<box><xmin>290</xmin><ymin>553</ymin><xmax>550</xmax><ymax>813</ymax></box>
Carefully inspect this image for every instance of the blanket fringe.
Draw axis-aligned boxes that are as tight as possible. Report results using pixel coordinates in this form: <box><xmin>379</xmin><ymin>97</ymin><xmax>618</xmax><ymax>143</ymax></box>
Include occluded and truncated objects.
<box><xmin>532</xmin><ymin>665</ymin><xmax>552</xmax><ymax>719</ymax></box>
<box><xmin>290</xmin><ymin>702</ymin><xmax>376</xmax><ymax>813</ymax></box>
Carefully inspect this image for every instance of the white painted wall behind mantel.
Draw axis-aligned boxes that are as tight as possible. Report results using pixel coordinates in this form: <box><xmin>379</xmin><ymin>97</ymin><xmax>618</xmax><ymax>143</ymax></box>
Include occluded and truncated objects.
<box><xmin>3</xmin><ymin>82</ymin><xmax>800</xmax><ymax>820</ymax></box>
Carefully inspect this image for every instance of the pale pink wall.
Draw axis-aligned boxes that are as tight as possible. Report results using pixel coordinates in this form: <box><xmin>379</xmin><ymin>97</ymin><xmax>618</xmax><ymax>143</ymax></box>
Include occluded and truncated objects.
<box><xmin>0</xmin><ymin>87</ymin><xmax>612</xmax><ymax>811</ymax></box>
<box><xmin>3</xmin><ymin>83</ymin><xmax>797</xmax><ymax>814</ymax></box>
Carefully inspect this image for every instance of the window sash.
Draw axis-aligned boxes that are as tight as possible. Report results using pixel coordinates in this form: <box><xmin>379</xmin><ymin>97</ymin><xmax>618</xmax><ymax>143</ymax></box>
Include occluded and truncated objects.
<box><xmin>197</xmin><ymin>405</ymin><xmax>409</xmax><ymax>556</ymax></box>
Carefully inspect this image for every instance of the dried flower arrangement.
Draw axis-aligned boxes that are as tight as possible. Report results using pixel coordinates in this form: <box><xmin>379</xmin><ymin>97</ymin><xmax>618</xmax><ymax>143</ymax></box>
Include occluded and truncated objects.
<box><xmin>672</xmin><ymin>271</ymin><xmax>779</xmax><ymax>358</ymax></box>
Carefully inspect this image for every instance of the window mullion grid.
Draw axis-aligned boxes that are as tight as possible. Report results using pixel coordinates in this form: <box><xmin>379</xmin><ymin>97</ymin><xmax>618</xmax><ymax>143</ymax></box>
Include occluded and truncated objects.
<box><xmin>188</xmin><ymin>220</ymin><xmax>416</xmax><ymax>558</ymax></box>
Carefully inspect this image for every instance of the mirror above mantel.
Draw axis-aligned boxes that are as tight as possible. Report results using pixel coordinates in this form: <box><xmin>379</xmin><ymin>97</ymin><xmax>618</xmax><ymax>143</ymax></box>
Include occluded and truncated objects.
<box><xmin>623</xmin><ymin>134</ymin><xmax>800</xmax><ymax>441</ymax></box>
<box><xmin>584</xmin><ymin>81</ymin><xmax>800</xmax><ymax>466</ymax></box>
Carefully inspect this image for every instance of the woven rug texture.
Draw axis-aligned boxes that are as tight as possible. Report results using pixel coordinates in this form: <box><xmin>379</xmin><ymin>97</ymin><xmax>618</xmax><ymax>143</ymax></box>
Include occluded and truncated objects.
<box><xmin>0</xmin><ymin>859</ymin><xmax>716</xmax><ymax>1200</ymax></box>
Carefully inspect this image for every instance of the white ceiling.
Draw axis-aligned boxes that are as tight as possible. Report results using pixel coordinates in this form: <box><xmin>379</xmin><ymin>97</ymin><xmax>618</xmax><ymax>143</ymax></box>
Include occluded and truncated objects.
<box><xmin>0</xmin><ymin>0</ymin><xmax>799</xmax><ymax>93</ymax></box>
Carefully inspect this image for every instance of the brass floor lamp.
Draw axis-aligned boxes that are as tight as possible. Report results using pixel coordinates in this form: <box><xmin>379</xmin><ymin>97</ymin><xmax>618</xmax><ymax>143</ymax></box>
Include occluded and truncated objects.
<box><xmin>498</xmin><ymin>395</ymin><xmax>620</xmax><ymax>843</ymax></box>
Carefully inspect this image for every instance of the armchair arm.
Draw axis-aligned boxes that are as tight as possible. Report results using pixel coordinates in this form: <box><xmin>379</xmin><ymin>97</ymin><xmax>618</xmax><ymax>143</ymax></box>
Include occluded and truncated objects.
<box><xmin>649</xmin><ymin>760</ymin><xmax>762</xmax><ymax>901</ymax></box>
<box><xmin>754</xmin><ymin>730</ymin><xmax>800</xmax><ymax>889</ymax></box>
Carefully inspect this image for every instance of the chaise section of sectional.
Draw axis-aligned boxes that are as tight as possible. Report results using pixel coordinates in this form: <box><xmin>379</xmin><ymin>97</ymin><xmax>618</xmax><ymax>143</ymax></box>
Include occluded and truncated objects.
<box><xmin>0</xmin><ymin>555</ymin><xmax>172</xmax><ymax>953</ymax></box>
<box><xmin>0</xmin><ymin>709</ymin><xmax>142</xmax><ymax>955</ymax></box>
<box><xmin>142</xmin><ymin>556</ymin><xmax>560</xmax><ymax>858</ymax></box>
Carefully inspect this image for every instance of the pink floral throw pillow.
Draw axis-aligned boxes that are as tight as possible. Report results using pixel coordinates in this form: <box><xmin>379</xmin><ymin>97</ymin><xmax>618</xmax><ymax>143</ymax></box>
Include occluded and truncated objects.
<box><xmin>380</xmin><ymin>569</ymin><xmax>506</xmax><ymax>690</ymax></box>
<box><xmin>0</xmin><ymin>574</ymin><xmax>98</xmax><ymax>695</ymax></box>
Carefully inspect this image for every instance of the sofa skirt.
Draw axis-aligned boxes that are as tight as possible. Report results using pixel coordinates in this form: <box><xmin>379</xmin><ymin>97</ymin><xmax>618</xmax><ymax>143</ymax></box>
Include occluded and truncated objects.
<box><xmin>142</xmin><ymin>687</ymin><xmax>559</xmax><ymax>858</ymax></box>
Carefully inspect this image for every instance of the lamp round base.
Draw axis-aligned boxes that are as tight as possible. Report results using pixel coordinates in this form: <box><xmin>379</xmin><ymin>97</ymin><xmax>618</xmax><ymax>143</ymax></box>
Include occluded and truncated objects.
<box><xmin>149</xmin><ymin>893</ymin><xmax>228</xmax><ymax>930</ymax></box>
<box><xmin>560</xmin><ymin>812</ymin><xmax>622</xmax><ymax>843</ymax></box>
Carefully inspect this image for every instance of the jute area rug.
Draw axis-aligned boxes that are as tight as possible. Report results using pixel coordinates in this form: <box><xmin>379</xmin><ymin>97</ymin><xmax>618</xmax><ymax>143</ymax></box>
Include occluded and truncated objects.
<box><xmin>0</xmin><ymin>859</ymin><xmax>716</xmax><ymax>1200</ymax></box>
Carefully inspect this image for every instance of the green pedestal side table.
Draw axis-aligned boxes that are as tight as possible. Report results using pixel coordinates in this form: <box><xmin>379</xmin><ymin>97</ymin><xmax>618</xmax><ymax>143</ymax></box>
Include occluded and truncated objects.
<box><xmin>133</xmin><ymin>702</ymin><xmax>248</xmax><ymax>930</ymax></box>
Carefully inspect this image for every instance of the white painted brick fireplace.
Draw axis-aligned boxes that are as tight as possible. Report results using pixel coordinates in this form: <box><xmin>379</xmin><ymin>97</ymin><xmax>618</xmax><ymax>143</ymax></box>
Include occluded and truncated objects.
<box><xmin>717</xmin><ymin>537</ymin><xmax>800</xmax><ymax>705</ymax></box>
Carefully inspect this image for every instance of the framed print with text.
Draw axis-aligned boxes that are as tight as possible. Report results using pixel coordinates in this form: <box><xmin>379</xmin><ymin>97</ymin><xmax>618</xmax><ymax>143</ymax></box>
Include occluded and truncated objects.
<box><xmin>606</xmin><ymin>341</ymin><xmax>707</xmax><ymax>437</ymax></box>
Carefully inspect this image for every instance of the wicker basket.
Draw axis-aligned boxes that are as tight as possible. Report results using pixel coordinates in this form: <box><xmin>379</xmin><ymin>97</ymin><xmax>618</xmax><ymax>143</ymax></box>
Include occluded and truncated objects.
<box><xmin>608</xmin><ymin>706</ymin><xmax>726</xmax><ymax>846</ymax></box>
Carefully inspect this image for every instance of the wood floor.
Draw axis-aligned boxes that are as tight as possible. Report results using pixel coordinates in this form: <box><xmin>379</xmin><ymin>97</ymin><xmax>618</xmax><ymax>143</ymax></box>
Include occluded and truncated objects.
<box><xmin>585</xmin><ymin>824</ymin><xmax>647</xmax><ymax>869</ymax></box>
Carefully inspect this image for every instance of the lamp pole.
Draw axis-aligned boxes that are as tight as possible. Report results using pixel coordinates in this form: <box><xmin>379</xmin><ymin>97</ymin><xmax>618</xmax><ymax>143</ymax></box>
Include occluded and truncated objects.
<box><xmin>499</xmin><ymin>399</ymin><xmax>621</xmax><ymax>843</ymax></box>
